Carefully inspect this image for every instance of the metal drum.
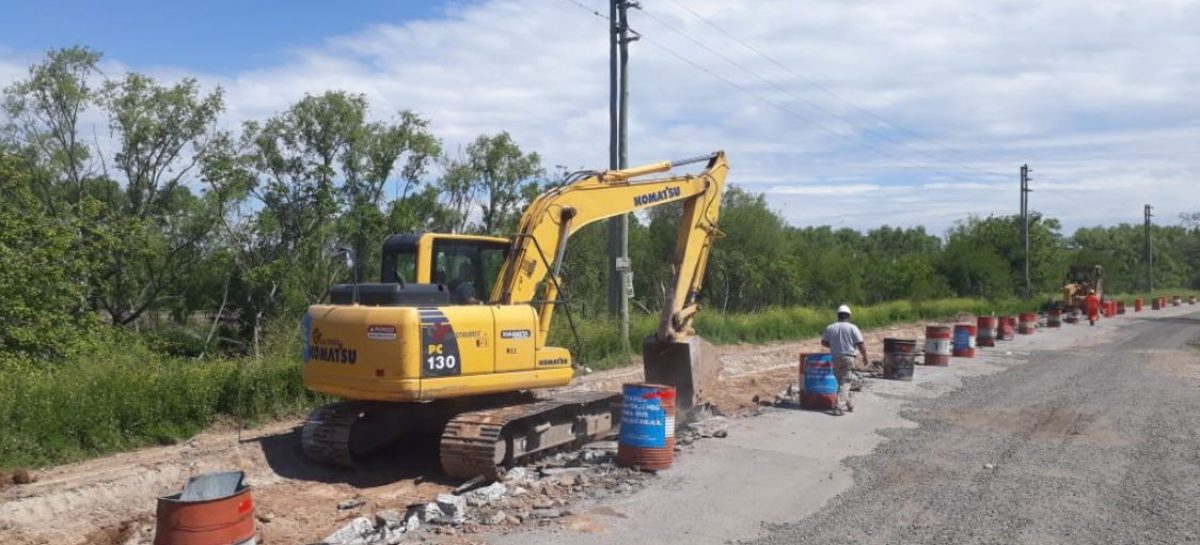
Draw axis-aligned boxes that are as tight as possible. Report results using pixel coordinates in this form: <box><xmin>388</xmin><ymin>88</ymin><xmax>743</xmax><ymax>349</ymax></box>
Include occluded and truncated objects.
<box><xmin>998</xmin><ymin>317</ymin><xmax>1016</xmax><ymax>341</ymax></box>
<box><xmin>1134</xmin><ymin>298</ymin><xmax>1143</xmax><ymax>312</ymax></box>
<box><xmin>1047</xmin><ymin>308</ymin><xmax>1062</xmax><ymax>328</ymax></box>
<box><xmin>1116</xmin><ymin>301</ymin><xmax>1126</xmax><ymax>314</ymax></box>
<box><xmin>799</xmin><ymin>353</ymin><xmax>838</xmax><ymax>409</ymax></box>
<box><xmin>1108</xmin><ymin>301</ymin><xmax>1117</xmax><ymax>316</ymax></box>
<box><xmin>617</xmin><ymin>383</ymin><xmax>676</xmax><ymax>470</ymax></box>
<box><xmin>976</xmin><ymin>316</ymin><xmax>997</xmax><ymax>347</ymax></box>
<box><xmin>1191</xmin><ymin>296</ymin><xmax>1197</xmax><ymax>305</ymax></box>
<box><xmin>924</xmin><ymin>325</ymin><xmax>952</xmax><ymax>366</ymax></box>
<box><xmin>882</xmin><ymin>338</ymin><xmax>917</xmax><ymax>381</ymax></box>
<box><xmin>1152</xmin><ymin>297</ymin><xmax>1162</xmax><ymax>310</ymax></box>
<box><xmin>1065</xmin><ymin>310</ymin><xmax>1080</xmax><ymax>324</ymax></box>
<box><xmin>1018</xmin><ymin>312</ymin><xmax>1037</xmax><ymax>335</ymax></box>
<box><xmin>154</xmin><ymin>472</ymin><xmax>256</xmax><ymax>545</ymax></box>
<box><xmin>1173</xmin><ymin>296</ymin><xmax>1182</xmax><ymax>306</ymax></box>
<box><xmin>952</xmin><ymin>324</ymin><xmax>977</xmax><ymax>358</ymax></box>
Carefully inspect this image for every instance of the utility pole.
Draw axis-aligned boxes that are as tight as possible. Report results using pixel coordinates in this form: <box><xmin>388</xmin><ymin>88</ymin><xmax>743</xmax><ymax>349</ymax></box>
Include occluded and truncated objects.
<box><xmin>607</xmin><ymin>0</ymin><xmax>638</xmax><ymax>345</ymax></box>
<box><xmin>1144</xmin><ymin>204</ymin><xmax>1154</xmax><ymax>292</ymax></box>
<box><xmin>1020</xmin><ymin>164</ymin><xmax>1033</xmax><ymax>298</ymax></box>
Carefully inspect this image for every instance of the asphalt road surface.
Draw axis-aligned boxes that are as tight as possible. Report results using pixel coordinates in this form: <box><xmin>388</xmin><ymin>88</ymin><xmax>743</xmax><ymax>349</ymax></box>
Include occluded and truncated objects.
<box><xmin>753</xmin><ymin>311</ymin><xmax>1200</xmax><ymax>545</ymax></box>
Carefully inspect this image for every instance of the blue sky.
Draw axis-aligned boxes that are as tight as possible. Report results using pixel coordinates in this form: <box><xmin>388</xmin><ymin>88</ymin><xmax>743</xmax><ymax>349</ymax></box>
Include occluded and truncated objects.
<box><xmin>0</xmin><ymin>0</ymin><xmax>440</xmax><ymax>72</ymax></box>
<box><xmin>1</xmin><ymin>0</ymin><xmax>1197</xmax><ymax>234</ymax></box>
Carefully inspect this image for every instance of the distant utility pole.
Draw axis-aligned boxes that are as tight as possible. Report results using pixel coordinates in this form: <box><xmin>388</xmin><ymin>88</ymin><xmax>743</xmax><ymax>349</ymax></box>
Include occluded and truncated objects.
<box><xmin>1020</xmin><ymin>164</ymin><xmax>1033</xmax><ymax>298</ymax></box>
<box><xmin>1144</xmin><ymin>204</ymin><xmax>1154</xmax><ymax>292</ymax></box>
<box><xmin>607</xmin><ymin>0</ymin><xmax>639</xmax><ymax>344</ymax></box>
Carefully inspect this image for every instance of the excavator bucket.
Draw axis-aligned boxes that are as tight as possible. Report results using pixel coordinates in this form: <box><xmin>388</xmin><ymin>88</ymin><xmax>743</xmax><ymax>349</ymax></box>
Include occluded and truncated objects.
<box><xmin>642</xmin><ymin>336</ymin><xmax>721</xmax><ymax>425</ymax></box>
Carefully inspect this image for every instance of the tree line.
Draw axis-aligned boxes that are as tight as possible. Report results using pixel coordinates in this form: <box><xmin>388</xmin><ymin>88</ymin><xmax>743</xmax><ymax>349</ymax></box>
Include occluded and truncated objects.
<box><xmin>2</xmin><ymin>46</ymin><xmax>1198</xmax><ymax>364</ymax></box>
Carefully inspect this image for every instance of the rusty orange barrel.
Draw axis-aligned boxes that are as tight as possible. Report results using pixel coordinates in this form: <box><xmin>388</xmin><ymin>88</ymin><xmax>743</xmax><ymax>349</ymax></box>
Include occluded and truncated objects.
<box><xmin>952</xmin><ymin>324</ymin><xmax>977</xmax><ymax>357</ymax></box>
<box><xmin>618</xmin><ymin>383</ymin><xmax>676</xmax><ymax>470</ymax></box>
<box><xmin>1047</xmin><ymin>308</ymin><xmax>1062</xmax><ymax>328</ymax></box>
<box><xmin>1116</xmin><ymin>301</ymin><xmax>1126</xmax><ymax>315</ymax></box>
<box><xmin>924</xmin><ymin>325</ymin><xmax>952</xmax><ymax>366</ymax></box>
<box><xmin>155</xmin><ymin>472</ymin><xmax>255</xmax><ymax>545</ymax></box>
<box><xmin>1018</xmin><ymin>312</ymin><xmax>1037</xmax><ymax>335</ymax></box>
<box><xmin>798</xmin><ymin>353</ymin><xmax>839</xmax><ymax>409</ymax></box>
<box><xmin>1152</xmin><ymin>297</ymin><xmax>1162</xmax><ymax>310</ymax></box>
<box><xmin>1134</xmin><ymin>298</ymin><xmax>1143</xmax><ymax>312</ymax></box>
<box><xmin>998</xmin><ymin>317</ymin><xmax>1016</xmax><ymax>341</ymax></box>
<box><xmin>1108</xmin><ymin>301</ymin><xmax>1117</xmax><ymax>316</ymax></box>
<box><xmin>976</xmin><ymin>317</ymin><xmax>997</xmax><ymax>347</ymax></box>
<box><xmin>882</xmin><ymin>338</ymin><xmax>917</xmax><ymax>381</ymax></box>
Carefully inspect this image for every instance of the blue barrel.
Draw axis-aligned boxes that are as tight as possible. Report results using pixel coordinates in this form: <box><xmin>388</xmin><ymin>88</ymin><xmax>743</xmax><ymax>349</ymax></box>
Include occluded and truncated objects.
<box><xmin>617</xmin><ymin>383</ymin><xmax>676</xmax><ymax>470</ymax></box>
<box><xmin>803</xmin><ymin>353</ymin><xmax>837</xmax><ymax>395</ymax></box>
<box><xmin>801</xmin><ymin>353</ymin><xmax>838</xmax><ymax>410</ymax></box>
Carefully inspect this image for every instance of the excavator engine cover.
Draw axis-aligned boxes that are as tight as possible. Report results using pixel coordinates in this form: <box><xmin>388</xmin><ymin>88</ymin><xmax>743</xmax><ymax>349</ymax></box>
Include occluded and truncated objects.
<box><xmin>642</xmin><ymin>336</ymin><xmax>721</xmax><ymax>425</ymax></box>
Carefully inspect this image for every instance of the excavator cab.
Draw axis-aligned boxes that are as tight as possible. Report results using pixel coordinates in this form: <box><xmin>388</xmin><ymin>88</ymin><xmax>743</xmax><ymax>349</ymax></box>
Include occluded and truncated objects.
<box><xmin>380</xmin><ymin>233</ymin><xmax>510</xmax><ymax>300</ymax></box>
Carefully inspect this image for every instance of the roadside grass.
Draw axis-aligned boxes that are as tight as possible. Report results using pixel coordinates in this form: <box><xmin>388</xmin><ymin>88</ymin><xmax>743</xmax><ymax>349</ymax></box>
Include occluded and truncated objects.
<box><xmin>4</xmin><ymin>292</ymin><xmax>1196</xmax><ymax>470</ymax></box>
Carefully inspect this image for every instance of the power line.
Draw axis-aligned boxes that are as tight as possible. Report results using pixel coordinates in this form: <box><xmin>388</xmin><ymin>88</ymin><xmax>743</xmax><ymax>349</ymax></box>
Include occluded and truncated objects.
<box><xmin>638</xmin><ymin>7</ymin><xmax>1007</xmax><ymax>180</ymax></box>
<box><xmin>661</xmin><ymin>0</ymin><xmax>997</xmax><ymax>175</ymax></box>
<box><xmin>558</xmin><ymin>0</ymin><xmax>995</xmax><ymax>182</ymax></box>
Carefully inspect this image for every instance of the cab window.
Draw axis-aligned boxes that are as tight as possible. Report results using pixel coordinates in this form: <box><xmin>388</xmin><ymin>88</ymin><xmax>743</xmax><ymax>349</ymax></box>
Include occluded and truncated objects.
<box><xmin>433</xmin><ymin>239</ymin><xmax>509</xmax><ymax>304</ymax></box>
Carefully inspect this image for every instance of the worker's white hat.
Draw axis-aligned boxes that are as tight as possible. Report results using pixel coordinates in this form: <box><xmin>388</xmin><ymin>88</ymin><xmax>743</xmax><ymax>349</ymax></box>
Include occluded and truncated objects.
<box><xmin>837</xmin><ymin>304</ymin><xmax>852</xmax><ymax>315</ymax></box>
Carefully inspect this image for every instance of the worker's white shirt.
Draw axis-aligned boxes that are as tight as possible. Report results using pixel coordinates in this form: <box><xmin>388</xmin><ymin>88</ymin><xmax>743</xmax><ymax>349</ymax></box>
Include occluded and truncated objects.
<box><xmin>822</xmin><ymin>321</ymin><xmax>864</xmax><ymax>358</ymax></box>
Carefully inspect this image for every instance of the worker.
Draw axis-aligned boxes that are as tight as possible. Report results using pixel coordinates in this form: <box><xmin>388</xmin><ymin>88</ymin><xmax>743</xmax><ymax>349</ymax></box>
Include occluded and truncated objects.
<box><xmin>451</xmin><ymin>268</ymin><xmax>479</xmax><ymax>304</ymax></box>
<box><xmin>821</xmin><ymin>304</ymin><xmax>868</xmax><ymax>416</ymax></box>
<box><xmin>1084</xmin><ymin>289</ymin><xmax>1101</xmax><ymax>326</ymax></box>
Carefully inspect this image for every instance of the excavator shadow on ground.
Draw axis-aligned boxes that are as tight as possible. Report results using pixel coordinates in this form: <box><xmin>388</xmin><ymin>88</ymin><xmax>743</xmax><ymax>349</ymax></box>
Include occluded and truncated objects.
<box><xmin>255</xmin><ymin>427</ymin><xmax>458</xmax><ymax>488</ymax></box>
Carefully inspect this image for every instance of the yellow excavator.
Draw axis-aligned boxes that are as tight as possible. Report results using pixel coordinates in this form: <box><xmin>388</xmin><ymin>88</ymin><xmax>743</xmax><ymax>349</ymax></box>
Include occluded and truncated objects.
<box><xmin>301</xmin><ymin>151</ymin><xmax>728</xmax><ymax>478</ymax></box>
<box><xmin>1062</xmin><ymin>264</ymin><xmax>1103</xmax><ymax>312</ymax></box>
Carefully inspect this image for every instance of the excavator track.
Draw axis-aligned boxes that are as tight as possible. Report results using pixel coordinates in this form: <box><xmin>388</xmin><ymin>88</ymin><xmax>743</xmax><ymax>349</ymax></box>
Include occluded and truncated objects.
<box><xmin>301</xmin><ymin>402</ymin><xmax>371</xmax><ymax>468</ymax></box>
<box><xmin>440</xmin><ymin>391</ymin><xmax>622</xmax><ymax>479</ymax></box>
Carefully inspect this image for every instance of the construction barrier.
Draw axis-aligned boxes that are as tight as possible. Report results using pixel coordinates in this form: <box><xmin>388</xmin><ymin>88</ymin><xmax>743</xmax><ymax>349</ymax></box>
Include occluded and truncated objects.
<box><xmin>1018</xmin><ymin>312</ymin><xmax>1037</xmax><ymax>335</ymax></box>
<box><xmin>1153</xmin><ymin>297</ymin><xmax>1162</xmax><ymax>310</ymax></box>
<box><xmin>1173</xmin><ymin>295</ymin><xmax>1182</xmax><ymax>307</ymax></box>
<box><xmin>618</xmin><ymin>383</ymin><xmax>676</xmax><ymax>470</ymax></box>
<box><xmin>882</xmin><ymin>338</ymin><xmax>917</xmax><ymax>381</ymax></box>
<box><xmin>999</xmin><ymin>316</ymin><xmax>1016</xmax><ymax>341</ymax></box>
<box><xmin>1134</xmin><ymin>298</ymin><xmax>1143</xmax><ymax>312</ymax></box>
<box><xmin>799</xmin><ymin>353</ymin><xmax>839</xmax><ymax>410</ymax></box>
<box><xmin>976</xmin><ymin>316</ymin><xmax>997</xmax><ymax>347</ymax></box>
<box><xmin>1117</xmin><ymin>301</ymin><xmax>1126</xmax><ymax>314</ymax></box>
<box><xmin>924</xmin><ymin>325</ymin><xmax>952</xmax><ymax>366</ymax></box>
<box><xmin>952</xmin><ymin>324</ymin><xmax>977</xmax><ymax>358</ymax></box>
<box><xmin>1047</xmin><ymin>308</ymin><xmax>1062</xmax><ymax>327</ymax></box>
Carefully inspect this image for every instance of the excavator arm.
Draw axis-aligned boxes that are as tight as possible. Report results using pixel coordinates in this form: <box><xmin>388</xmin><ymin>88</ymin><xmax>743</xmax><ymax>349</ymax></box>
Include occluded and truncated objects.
<box><xmin>489</xmin><ymin>151</ymin><xmax>728</xmax><ymax>347</ymax></box>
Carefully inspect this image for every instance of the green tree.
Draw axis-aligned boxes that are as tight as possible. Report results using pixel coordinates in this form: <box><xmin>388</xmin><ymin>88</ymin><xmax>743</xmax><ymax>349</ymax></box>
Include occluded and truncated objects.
<box><xmin>1</xmin><ymin>46</ymin><xmax>100</xmax><ymax>203</ymax></box>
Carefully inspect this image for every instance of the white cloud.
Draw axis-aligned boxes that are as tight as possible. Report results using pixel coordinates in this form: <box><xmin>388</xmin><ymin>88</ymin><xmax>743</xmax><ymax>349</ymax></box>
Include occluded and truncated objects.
<box><xmin>2</xmin><ymin>0</ymin><xmax>1198</xmax><ymax>234</ymax></box>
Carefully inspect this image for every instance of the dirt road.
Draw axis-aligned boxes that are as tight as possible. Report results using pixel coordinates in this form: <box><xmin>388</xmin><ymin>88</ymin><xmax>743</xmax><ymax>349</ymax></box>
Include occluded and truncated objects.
<box><xmin>496</xmin><ymin>305</ymin><xmax>1200</xmax><ymax>545</ymax></box>
<box><xmin>752</xmin><ymin>310</ymin><xmax>1200</xmax><ymax>545</ymax></box>
<box><xmin>0</xmin><ymin>319</ymin><xmax>924</xmax><ymax>545</ymax></box>
<box><xmin>6</xmin><ymin>305</ymin><xmax>1197</xmax><ymax>545</ymax></box>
